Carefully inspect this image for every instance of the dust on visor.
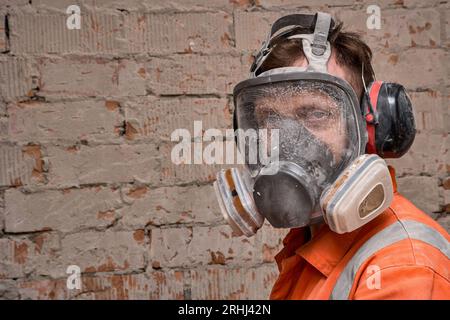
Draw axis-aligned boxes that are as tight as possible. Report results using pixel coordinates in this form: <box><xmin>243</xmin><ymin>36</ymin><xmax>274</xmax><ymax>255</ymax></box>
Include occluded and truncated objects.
<box><xmin>214</xmin><ymin>12</ymin><xmax>394</xmax><ymax>237</ymax></box>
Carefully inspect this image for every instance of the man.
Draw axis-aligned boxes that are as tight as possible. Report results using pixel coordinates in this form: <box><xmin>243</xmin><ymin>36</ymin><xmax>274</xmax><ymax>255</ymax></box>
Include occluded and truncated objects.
<box><xmin>214</xmin><ymin>12</ymin><xmax>449</xmax><ymax>299</ymax></box>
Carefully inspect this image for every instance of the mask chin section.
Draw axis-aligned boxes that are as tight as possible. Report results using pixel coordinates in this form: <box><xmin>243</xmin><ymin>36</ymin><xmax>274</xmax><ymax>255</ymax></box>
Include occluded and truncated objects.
<box><xmin>214</xmin><ymin>167</ymin><xmax>265</xmax><ymax>237</ymax></box>
<box><xmin>253</xmin><ymin>161</ymin><xmax>318</xmax><ymax>228</ymax></box>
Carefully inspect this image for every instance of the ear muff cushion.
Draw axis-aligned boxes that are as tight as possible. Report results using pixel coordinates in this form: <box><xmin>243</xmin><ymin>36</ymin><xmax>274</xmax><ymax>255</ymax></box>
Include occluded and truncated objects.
<box><xmin>374</xmin><ymin>83</ymin><xmax>416</xmax><ymax>158</ymax></box>
<box><xmin>362</xmin><ymin>81</ymin><xmax>416</xmax><ymax>158</ymax></box>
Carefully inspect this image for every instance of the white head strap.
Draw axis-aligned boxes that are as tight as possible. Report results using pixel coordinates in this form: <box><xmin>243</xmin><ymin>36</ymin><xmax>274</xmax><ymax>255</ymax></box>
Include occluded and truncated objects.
<box><xmin>251</xmin><ymin>12</ymin><xmax>333</xmax><ymax>77</ymax></box>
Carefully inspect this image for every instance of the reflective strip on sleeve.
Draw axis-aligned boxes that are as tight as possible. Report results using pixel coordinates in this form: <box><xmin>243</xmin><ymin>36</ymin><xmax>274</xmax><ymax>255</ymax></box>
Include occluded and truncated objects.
<box><xmin>330</xmin><ymin>220</ymin><xmax>450</xmax><ymax>300</ymax></box>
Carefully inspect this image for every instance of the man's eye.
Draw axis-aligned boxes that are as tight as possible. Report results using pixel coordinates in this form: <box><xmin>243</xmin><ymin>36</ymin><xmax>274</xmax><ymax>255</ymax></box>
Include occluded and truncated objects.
<box><xmin>309</xmin><ymin>110</ymin><xmax>329</xmax><ymax>120</ymax></box>
<box><xmin>296</xmin><ymin>107</ymin><xmax>330</xmax><ymax>121</ymax></box>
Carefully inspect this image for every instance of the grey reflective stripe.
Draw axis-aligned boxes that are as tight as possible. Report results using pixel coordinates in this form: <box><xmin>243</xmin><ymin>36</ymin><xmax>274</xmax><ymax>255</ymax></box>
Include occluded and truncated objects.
<box><xmin>330</xmin><ymin>220</ymin><xmax>450</xmax><ymax>300</ymax></box>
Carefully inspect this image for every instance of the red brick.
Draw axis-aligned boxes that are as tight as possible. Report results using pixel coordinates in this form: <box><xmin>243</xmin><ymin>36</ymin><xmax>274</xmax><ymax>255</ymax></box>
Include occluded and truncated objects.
<box><xmin>372</xmin><ymin>49</ymin><xmax>447</xmax><ymax>89</ymax></box>
<box><xmin>150</xmin><ymin>225</ymin><xmax>251</xmax><ymax>268</ymax></box>
<box><xmin>8</xmin><ymin>100</ymin><xmax>123</xmax><ymax>143</ymax></box>
<box><xmin>124</xmin><ymin>12</ymin><xmax>233</xmax><ymax>54</ymax></box>
<box><xmin>0</xmin><ymin>57</ymin><xmax>35</xmax><ymax>102</ymax></box>
<box><xmin>10</xmin><ymin>13</ymin><xmax>123</xmax><ymax>54</ymax></box>
<box><xmin>46</xmin><ymin>144</ymin><xmax>160</xmax><ymax>187</ymax></box>
<box><xmin>408</xmin><ymin>91</ymin><xmax>446</xmax><ymax>133</ymax></box>
<box><xmin>0</xmin><ymin>233</ymin><xmax>60</xmax><ymax>279</ymax></box>
<box><xmin>119</xmin><ymin>184</ymin><xmax>223</xmax><ymax>228</ymax></box>
<box><xmin>16</xmin><ymin>272</ymin><xmax>184</xmax><ymax>299</ymax></box>
<box><xmin>396</xmin><ymin>176</ymin><xmax>441</xmax><ymax>214</ymax></box>
<box><xmin>52</xmin><ymin>230</ymin><xmax>147</xmax><ymax>276</ymax></box>
<box><xmin>124</xmin><ymin>97</ymin><xmax>232</xmax><ymax>142</ymax></box>
<box><xmin>146</xmin><ymin>54</ymin><xmax>246</xmax><ymax>95</ymax></box>
<box><xmin>387</xmin><ymin>133</ymin><xmax>448</xmax><ymax>176</ymax></box>
<box><xmin>0</xmin><ymin>144</ymin><xmax>42</xmax><ymax>187</ymax></box>
<box><xmin>5</xmin><ymin>187</ymin><xmax>122</xmax><ymax>233</ymax></box>
<box><xmin>39</xmin><ymin>57</ymin><xmax>118</xmax><ymax>98</ymax></box>
<box><xmin>190</xmin><ymin>265</ymin><xmax>279</xmax><ymax>299</ymax></box>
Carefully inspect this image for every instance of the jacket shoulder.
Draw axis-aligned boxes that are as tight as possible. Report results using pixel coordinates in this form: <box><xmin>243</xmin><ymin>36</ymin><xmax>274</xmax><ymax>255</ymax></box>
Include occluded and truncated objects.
<box><xmin>361</xmin><ymin>193</ymin><xmax>450</xmax><ymax>280</ymax></box>
<box><xmin>389</xmin><ymin>193</ymin><xmax>449</xmax><ymax>237</ymax></box>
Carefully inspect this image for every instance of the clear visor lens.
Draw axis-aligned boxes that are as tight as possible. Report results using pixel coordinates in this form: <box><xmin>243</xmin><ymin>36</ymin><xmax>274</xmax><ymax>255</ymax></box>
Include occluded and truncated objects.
<box><xmin>235</xmin><ymin>80</ymin><xmax>361</xmax><ymax>186</ymax></box>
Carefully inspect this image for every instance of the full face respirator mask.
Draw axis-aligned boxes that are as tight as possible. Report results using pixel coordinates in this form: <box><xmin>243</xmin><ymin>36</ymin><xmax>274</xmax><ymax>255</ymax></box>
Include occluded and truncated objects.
<box><xmin>214</xmin><ymin>12</ymin><xmax>416</xmax><ymax>236</ymax></box>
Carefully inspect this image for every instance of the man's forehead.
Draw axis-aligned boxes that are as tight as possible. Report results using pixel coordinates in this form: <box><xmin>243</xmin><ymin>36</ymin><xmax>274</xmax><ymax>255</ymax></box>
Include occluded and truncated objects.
<box><xmin>291</xmin><ymin>50</ymin><xmax>361</xmax><ymax>98</ymax></box>
<box><xmin>256</xmin><ymin>90</ymin><xmax>339</xmax><ymax>108</ymax></box>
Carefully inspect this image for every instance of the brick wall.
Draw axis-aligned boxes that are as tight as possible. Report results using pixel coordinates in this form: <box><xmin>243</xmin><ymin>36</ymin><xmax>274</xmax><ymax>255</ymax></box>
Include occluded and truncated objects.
<box><xmin>0</xmin><ymin>0</ymin><xmax>448</xmax><ymax>300</ymax></box>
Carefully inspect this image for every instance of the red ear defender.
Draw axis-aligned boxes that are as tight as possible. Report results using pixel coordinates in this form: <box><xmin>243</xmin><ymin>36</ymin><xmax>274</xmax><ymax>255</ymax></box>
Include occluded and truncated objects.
<box><xmin>361</xmin><ymin>81</ymin><xmax>416</xmax><ymax>158</ymax></box>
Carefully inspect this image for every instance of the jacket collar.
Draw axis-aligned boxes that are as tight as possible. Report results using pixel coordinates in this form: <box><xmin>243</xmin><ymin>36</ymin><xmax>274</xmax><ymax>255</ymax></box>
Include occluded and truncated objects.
<box><xmin>295</xmin><ymin>224</ymin><xmax>361</xmax><ymax>277</ymax></box>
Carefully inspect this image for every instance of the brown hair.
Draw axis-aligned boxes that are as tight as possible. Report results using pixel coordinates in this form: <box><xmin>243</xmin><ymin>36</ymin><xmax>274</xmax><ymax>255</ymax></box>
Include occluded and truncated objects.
<box><xmin>258</xmin><ymin>22</ymin><xmax>375</xmax><ymax>99</ymax></box>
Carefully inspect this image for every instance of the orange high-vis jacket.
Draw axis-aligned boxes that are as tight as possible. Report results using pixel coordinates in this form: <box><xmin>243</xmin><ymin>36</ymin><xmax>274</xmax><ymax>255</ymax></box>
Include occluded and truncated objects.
<box><xmin>270</xmin><ymin>168</ymin><xmax>450</xmax><ymax>300</ymax></box>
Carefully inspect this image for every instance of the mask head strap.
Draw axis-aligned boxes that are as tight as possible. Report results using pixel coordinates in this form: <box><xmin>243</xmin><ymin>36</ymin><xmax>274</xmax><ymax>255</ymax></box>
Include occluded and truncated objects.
<box><xmin>250</xmin><ymin>12</ymin><xmax>335</xmax><ymax>77</ymax></box>
<box><xmin>286</xmin><ymin>12</ymin><xmax>333</xmax><ymax>74</ymax></box>
<box><xmin>311</xmin><ymin>12</ymin><xmax>332</xmax><ymax>56</ymax></box>
<box><xmin>362</xmin><ymin>63</ymin><xmax>379</xmax><ymax>125</ymax></box>
<box><xmin>270</xmin><ymin>14</ymin><xmax>316</xmax><ymax>36</ymax></box>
